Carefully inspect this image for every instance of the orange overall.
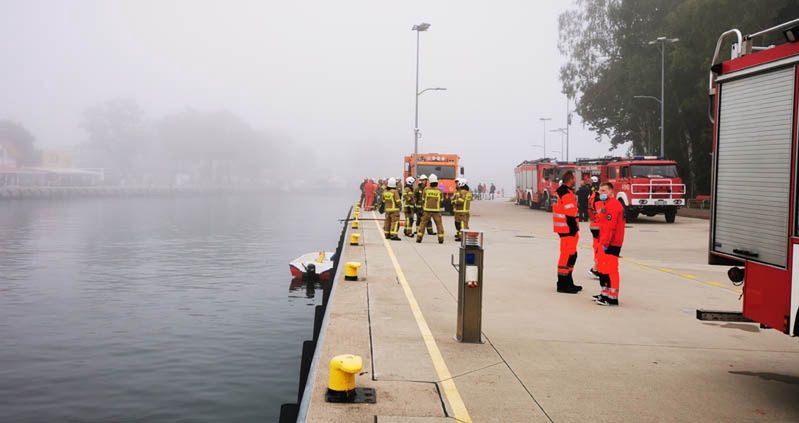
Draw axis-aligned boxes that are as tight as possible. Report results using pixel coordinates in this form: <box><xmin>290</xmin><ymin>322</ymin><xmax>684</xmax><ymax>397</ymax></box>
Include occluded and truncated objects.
<box><xmin>553</xmin><ymin>185</ymin><xmax>579</xmax><ymax>287</ymax></box>
<box><xmin>597</xmin><ymin>196</ymin><xmax>625</xmax><ymax>304</ymax></box>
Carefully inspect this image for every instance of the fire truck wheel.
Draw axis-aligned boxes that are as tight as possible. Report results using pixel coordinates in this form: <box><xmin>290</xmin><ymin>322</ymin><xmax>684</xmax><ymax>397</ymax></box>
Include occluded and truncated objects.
<box><xmin>620</xmin><ymin>200</ymin><xmax>637</xmax><ymax>222</ymax></box>
<box><xmin>665</xmin><ymin>209</ymin><xmax>677</xmax><ymax>223</ymax></box>
<box><xmin>527</xmin><ymin>194</ymin><xmax>535</xmax><ymax>209</ymax></box>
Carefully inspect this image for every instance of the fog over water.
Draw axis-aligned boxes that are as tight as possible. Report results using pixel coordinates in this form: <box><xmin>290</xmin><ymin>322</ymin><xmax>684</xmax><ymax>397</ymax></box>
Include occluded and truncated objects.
<box><xmin>1</xmin><ymin>0</ymin><xmax>616</xmax><ymax>189</ymax></box>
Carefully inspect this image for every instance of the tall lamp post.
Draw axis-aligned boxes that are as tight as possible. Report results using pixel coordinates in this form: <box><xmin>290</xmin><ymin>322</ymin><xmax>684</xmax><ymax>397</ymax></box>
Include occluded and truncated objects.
<box><xmin>539</xmin><ymin>117</ymin><xmax>552</xmax><ymax>158</ymax></box>
<box><xmin>647</xmin><ymin>36</ymin><xmax>679</xmax><ymax>157</ymax></box>
<box><xmin>550</xmin><ymin>128</ymin><xmax>567</xmax><ymax>161</ymax></box>
<box><xmin>633</xmin><ymin>95</ymin><xmax>662</xmax><ymax>155</ymax></box>
<box><xmin>412</xmin><ymin>22</ymin><xmax>431</xmax><ymax>157</ymax></box>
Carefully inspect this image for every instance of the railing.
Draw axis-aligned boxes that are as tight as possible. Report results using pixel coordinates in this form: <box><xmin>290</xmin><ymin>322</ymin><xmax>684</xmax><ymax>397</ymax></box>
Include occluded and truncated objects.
<box><xmin>631</xmin><ymin>180</ymin><xmax>686</xmax><ymax>199</ymax></box>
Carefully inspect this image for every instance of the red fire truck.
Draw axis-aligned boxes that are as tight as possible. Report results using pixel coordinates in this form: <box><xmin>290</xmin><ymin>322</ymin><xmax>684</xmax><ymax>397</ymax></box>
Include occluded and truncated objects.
<box><xmin>701</xmin><ymin>19</ymin><xmax>799</xmax><ymax>336</ymax></box>
<box><xmin>514</xmin><ymin>158</ymin><xmax>574</xmax><ymax>211</ymax></box>
<box><xmin>605</xmin><ymin>156</ymin><xmax>686</xmax><ymax>223</ymax></box>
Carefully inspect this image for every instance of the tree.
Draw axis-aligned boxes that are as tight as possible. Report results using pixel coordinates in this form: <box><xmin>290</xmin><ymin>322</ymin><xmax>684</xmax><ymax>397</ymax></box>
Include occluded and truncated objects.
<box><xmin>0</xmin><ymin>120</ymin><xmax>38</xmax><ymax>165</ymax></box>
<box><xmin>81</xmin><ymin>99</ymin><xmax>147</xmax><ymax>181</ymax></box>
<box><xmin>558</xmin><ymin>0</ymin><xmax>799</xmax><ymax>195</ymax></box>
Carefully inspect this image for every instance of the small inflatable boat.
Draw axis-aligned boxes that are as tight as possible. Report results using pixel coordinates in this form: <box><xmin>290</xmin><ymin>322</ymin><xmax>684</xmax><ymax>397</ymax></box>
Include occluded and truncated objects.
<box><xmin>289</xmin><ymin>251</ymin><xmax>336</xmax><ymax>282</ymax></box>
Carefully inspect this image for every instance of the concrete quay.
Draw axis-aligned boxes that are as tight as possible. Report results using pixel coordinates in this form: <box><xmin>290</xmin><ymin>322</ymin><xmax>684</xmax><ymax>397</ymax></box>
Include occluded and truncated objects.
<box><xmin>301</xmin><ymin>199</ymin><xmax>799</xmax><ymax>422</ymax></box>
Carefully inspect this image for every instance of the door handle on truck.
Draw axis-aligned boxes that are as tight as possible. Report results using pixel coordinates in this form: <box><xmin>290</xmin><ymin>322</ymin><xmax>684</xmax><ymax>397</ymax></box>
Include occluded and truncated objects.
<box><xmin>732</xmin><ymin>249</ymin><xmax>759</xmax><ymax>258</ymax></box>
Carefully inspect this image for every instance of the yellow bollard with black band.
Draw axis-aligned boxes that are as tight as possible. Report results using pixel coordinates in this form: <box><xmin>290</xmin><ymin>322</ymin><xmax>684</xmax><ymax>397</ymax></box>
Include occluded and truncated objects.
<box><xmin>325</xmin><ymin>354</ymin><xmax>376</xmax><ymax>403</ymax></box>
<box><xmin>344</xmin><ymin>262</ymin><xmax>361</xmax><ymax>281</ymax></box>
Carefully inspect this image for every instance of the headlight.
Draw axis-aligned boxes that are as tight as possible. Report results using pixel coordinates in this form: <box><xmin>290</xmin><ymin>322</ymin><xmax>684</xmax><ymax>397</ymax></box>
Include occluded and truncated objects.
<box><xmin>640</xmin><ymin>200</ymin><xmax>648</xmax><ymax>205</ymax></box>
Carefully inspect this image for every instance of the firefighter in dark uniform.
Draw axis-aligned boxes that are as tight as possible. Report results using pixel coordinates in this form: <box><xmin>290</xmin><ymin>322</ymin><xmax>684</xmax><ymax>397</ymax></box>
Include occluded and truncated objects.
<box><xmin>402</xmin><ymin>176</ymin><xmax>416</xmax><ymax>237</ymax></box>
<box><xmin>382</xmin><ymin>177</ymin><xmax>402</xmax><ymax>240</ymax></box>
<box><xmin>416</xmin><ymin>174</ymin><xmax>445</xmax><ymax>244</ymax></box>
<box><xmin>453</xmin><ymin>178</ymin><xmax>473</xmax><ymax>242</ymax></box>
<box><xmin>414</xmin><ymin>174</ymin><xmax>434</xmax><ymax>235</ymax></box>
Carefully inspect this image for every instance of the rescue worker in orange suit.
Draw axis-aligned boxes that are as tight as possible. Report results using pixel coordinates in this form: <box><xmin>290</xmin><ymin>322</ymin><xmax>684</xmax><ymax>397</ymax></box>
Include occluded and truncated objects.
<box><xmin>382</xmin><ymin>177</ymin><xmax>402</xmax><ymax>240</ymax></box>
<box><xmin>402</xmin><ymin>176</ymin><xmax>416</xmax><ymax>237</ymax></box>
<box><xmin>595</xmin><ymin>182</ymin><xmax>625</xmax><ymax>306</ymax></box>
<box><xmin>416</xmin><ymin>173</ymin><xmax>445</xmax><ymax>244</ymax></box>
<box><xmin>553</xmin><ymin>171</ymin><xmax>582</xmax><ymax>293</ymax></box>
<box><xmin>363</xmin><ymin>179</ymin><xmax>376</xmax><ymax>211</ymax></box>
<box><xmin>453</xmin><ymin>178</ymin><xmax>472</xmax><ymax>242</ymax></box>
<box><xmin>587</xmin><ymin>176</ymin><xmax>603</xmax><ymax>281</ymax></box>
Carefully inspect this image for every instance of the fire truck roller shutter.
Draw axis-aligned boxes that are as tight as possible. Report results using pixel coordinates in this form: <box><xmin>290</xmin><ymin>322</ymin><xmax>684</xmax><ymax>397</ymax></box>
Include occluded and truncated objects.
<box><xmin>713</xmin><ymin>67</ymin><xmax>795</xmax><ymax>268</ymax></box>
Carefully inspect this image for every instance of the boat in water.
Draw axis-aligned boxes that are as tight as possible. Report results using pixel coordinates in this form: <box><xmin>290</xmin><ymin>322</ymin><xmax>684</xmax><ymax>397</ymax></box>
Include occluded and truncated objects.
<box><xmin>289</xmin><ymin>251</ymin><xmax>336</xmax><ymax>282</ymax></box>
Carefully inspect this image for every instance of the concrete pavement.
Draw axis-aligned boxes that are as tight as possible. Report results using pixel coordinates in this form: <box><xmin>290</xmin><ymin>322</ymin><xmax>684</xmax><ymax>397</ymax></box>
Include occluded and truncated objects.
<box><xmin>303</xmin><ymin>199</ymin><xmax>799</xmax><ymax>422</ymax></box>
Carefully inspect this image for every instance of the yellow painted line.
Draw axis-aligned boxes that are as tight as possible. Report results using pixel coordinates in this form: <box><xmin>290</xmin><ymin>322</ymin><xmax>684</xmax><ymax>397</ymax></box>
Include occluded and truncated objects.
<box><xmin>371</xmin><ymin>213</ymin><xmax>472</xmax><ymax>422</ymax></box>
<box><xmin>679</xmin><ymin>273</ymin><xmax>698</xmax><ymax>280</ymax></box>
<box><xmin>658</xmin><ymin>267</ymin><xmax>673</xmax><ymax>273</ymax></box>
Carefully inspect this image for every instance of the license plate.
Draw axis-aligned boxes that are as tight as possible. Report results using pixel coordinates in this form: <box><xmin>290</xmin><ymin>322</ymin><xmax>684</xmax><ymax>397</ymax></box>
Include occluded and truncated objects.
<box><xmin>656</xmin><ymin>200</ymin><xmax>666</xmax><ymax>205</ymax></box>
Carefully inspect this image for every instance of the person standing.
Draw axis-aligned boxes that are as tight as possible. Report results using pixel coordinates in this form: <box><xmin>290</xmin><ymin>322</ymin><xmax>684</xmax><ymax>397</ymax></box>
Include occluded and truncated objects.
<box><xmin>359</xmin><ymin>178</ymin><xmax>367</xmax><ymax>205</ymax></box>
<box><xmin>489</xmin><ymin>183</ymin><xmax>496</xmax><ymax>200</ymax></box>
<box><xmin>553</xmin><ymin>171</ymin><xmax>582</xmax><ymax>294</ymax></box>
<box><xmin>576</xmin><ymin>180</ymin><xmax>591</xmax><ymax>222</ymax></box>
<box><xmin>453</xmin><ymin>178</ymin><xmax>473</xmax><ymax>241</ymax></box>
<box><xmin>363</xmin><ymin>179</ymin><xmax>376</xmax><ymax>211</ymax></box>
<box><xmin>416</xmin><ymin>173</ymin><xmax>445</xmax><ymax>244</ymax></box>
<box><xmin>382</xmin><ymin>177</ymin><xmax>402</xmax><ymax>240</ymax></box>
<box><xmin>414</xmin><ymin>175</ymin><xmax>433</xmax><ymax>235</ymax></box>
<box><xmin>402</xmin><ymin>176</ymin><xmax>416</xmax><ymax>237</ymax></box>
<box><xmin>587</xmin><ymin>176</ymin><xmax>603</xmax><ymax>280</ymax></box>
<box><xmin>595</xmin><ymin>182</ymin><xmax>625</xmax><ymax>306</ymax></box>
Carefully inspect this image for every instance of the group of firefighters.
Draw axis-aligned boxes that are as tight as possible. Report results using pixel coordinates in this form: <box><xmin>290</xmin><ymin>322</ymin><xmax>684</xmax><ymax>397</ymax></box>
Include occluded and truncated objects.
<box><xmin>553</xmin><ymin>171</ymin><xmax>625</xmax><ymax>306</ymax></box>
<box><xmin>362</xmin><ymin>174</ymin><xmax>473</xmax><ymax>244</ymax></box>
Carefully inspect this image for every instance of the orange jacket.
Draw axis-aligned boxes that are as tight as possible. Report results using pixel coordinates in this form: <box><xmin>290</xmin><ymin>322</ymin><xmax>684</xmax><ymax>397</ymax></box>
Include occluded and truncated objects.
<box><xmin>553</xmin><ymin>185</ymin><xmax>578</xmax><ymax>236</ymax></box>
<box><xmin>599</xmin><ymin>196</ymin><xmax>625</xmax><ymax>247</ymax></box>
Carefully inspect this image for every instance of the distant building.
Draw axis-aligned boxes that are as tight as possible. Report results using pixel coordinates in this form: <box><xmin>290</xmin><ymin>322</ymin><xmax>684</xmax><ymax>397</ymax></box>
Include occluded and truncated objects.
<box><xmin>0</xmin><ymin>145</ymin><xmax>17</xmax><ymax>167</ymax></box>
<box><xmin>40</xmin><ymin>149</ymin><xmax>74</xmax><ymax>168</ymax></box>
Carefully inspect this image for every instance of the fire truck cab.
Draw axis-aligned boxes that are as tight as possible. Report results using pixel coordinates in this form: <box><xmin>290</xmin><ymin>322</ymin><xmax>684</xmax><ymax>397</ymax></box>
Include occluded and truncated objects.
<box><xmin>606</xmin><ymin>157</ymin><xmax>686</xmax><ymax>223</ymax></box>
<box><xmin>514</xmin><ymin>159</ymin><xmax>573</xmax><ymax>211</ymax></box>
<box><xmin>705</xmin><ymin>19</ymin><xmax>799</xmax><ymax>336</ymax></box>
<box><xmin>404</xmin><ymin>153</ymin><xmax>463</xmax><ymax>213</ymax></box>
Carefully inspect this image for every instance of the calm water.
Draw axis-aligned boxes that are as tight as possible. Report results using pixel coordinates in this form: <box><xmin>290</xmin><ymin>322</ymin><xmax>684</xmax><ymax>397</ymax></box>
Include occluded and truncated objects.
<box><xmin>0</xmin><ymin>194</ymin><xmax>350</xmax><ymax>422</ymax></box>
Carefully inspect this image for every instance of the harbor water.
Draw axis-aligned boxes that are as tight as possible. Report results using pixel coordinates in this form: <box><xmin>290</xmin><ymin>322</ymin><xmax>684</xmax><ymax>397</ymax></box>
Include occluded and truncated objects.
<box><xmin>0</xmin><ymin>193</ymin><xmax>350</xmax><ymax>422</ymax></box>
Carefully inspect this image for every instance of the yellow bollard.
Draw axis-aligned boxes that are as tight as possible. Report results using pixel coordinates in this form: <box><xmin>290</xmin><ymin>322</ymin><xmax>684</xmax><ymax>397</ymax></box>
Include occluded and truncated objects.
<box><xmin>325</xmin><ymin>354</ymin><xmax>374</xmax><ymax>403</ymax></box>
<box><xmin>344</xmin><ymin>262</ymin><xmax>361</xmax><ymax>281</ymax></box>
<box><xmin>351</xmin><ymin>219</ymin><xmax>359</xmax><ymax>229</ymax></box>
<box><xmin>349</xmin><ymin>233</ymin><xmax>360</xmax><ymax>246</ymax></box>
<box><xmin>353</xmin><ymin>211</ymin><xmax>360</xmax><ymax>219</ymax></box>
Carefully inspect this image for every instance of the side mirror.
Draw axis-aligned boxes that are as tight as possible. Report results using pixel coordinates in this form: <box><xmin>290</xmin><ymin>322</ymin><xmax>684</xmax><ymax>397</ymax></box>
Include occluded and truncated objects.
<box><xmin>460</xmin><ymin>166</ymin><xmax>464</xmax><ymax>175</ymax></box>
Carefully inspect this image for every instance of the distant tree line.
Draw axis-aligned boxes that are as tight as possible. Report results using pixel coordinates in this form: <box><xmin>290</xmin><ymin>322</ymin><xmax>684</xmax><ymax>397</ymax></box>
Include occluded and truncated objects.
<box><xmin>77</xmin><ymin>99</ymin><xmax>305</xmax><ymax>187</ymax></box>
<box><xmin>558</xmin><ymin>0</ymin><xmax>799</xmax><ymax>195</ymax></box>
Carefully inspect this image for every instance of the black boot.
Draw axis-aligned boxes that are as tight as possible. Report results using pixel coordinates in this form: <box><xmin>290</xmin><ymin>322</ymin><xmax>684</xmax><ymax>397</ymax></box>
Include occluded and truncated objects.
<box><xmin>556</xmin><ymin>275</ymin><xmax>580</xmax><ymax>294</ymax></box>
<box><xmin>567</xmin><ymin>273</ymin><xmax>583</xmax><ymax>292</ymax></box>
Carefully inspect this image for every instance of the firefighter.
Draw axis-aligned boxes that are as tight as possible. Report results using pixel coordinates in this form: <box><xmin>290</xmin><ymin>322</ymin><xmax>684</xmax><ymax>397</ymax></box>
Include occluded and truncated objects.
<box><xmin>453</xmin><ymin>178</ymin><xmax>473</xmax><ymax>242</ymax></box>
<box><xmin>587</xmin><ymin>175</ymin><xmax>603</xmax><ymax>280</ymax></box>
<box><xmin>416</xmin><ymin>173</ymin><xmax>445</xmax><ymax>244</ymax></box>
<box><xmin>414</xmin><ymin>174</ymin><xmax>434</xmax><ymax>235</ymax></box>
<box><xmin>595</xmin><ymin>182</ymin><xmax>625</xmax><ymax>306</ymax></box>
<box><xmin>382</xmin><ymin>177</ymin><xmax>402</xmax><ymax>240</ymax></box>
<box><xmin>553</xmin><ymin>171</ymin><xmax>582</xmax><ymax>294</ymax></box>
<box><xmin>402</xmin><ymin>176</ymin><xmax>416</xmax><ymax>237</ymax></box>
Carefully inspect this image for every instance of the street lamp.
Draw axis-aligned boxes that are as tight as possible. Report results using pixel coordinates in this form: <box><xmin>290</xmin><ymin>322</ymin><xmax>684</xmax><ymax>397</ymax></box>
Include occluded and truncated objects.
<box><xmin>647</xmin><ymin>36</ymin><xmax>679</xmax><ymax>157</ymax></box>
<box><xmin>550</xmin><ymin>128</ymin><xmax>567</xmax><ymax>161</ymax></box>
<box><xmin>412</xmin><ymin>22</ymin><xmax>432</xmax><ymax>158</ymax></box>
<box><xmin>415</xmin><ymin>87</ymin><xmax>447</xmax><ymax>147</ymax></box>
<box><xmin>539</xmin><ymin>117</ymin><xmax>551</xmax><ymax>158</ymax></box>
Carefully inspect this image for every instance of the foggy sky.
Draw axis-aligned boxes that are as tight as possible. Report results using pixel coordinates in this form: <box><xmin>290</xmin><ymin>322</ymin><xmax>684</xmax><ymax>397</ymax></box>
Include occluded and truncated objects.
<box><xmin>1</xmin><ymin>0</ymin><xmax>618</xmax><ymax>189</ymax></box>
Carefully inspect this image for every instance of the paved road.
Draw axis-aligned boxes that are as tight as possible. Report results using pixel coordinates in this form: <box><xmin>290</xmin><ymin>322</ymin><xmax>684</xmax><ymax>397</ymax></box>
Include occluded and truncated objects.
<box><xmin>305</xmin><ymin>199</ymin><xmax>799</xmax><ymax>422</ymax></box>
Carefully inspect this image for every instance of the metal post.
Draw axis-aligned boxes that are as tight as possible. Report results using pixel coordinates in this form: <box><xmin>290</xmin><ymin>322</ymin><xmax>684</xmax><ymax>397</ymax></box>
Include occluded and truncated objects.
<box><xmin>539</xmin><ymin>118</ymin><xmax>551</xmax><ymax>158</ymax></box>
<box><xmin>457</xmin><ymin>231</ymin><xmax>484</xmax><ymax>343</ymax></box>
<box><xmin>660</xmin><ymin>42</ymin><xmax>665</xmax><ymax>158</ymax></box>
<box><xmin>566</xmin><ymin>97</ymin><xmax>570</xmax><ymax>161</ymax></box>
<box><xmin>414</xmin><ymin>29</ymin><xmax>420</xmax><ymax>158</ymax></box>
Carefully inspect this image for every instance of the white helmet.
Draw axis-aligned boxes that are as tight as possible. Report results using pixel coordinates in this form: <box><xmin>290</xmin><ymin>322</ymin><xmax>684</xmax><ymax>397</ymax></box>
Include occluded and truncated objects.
<box><xmin>405</xmin><ymin>176</ymin><xmax>415</xmax><ymax>185</ymax></box>
<box><xmin>387</xmin><ymin>177</ymin><xmax>397</xmax><ymax>188</ymax></box>
<box><xmin>457</xmin><ymin>178</ymin><xmax>468</xmax><ymax>188</ymax></box>
<box><xmin>428</xmin><ymin>174</ymin><xmax>438</xmax><ymax>183</ymax></box>
<box><xmin>591</xmin><ymin>176</ymin><xmax>599</xmax><ymax>183</ymax></box>
<box><xmin>418</xmin><ymin>174</ymin><xmax>428</xmax><ymax>181</ymax></box>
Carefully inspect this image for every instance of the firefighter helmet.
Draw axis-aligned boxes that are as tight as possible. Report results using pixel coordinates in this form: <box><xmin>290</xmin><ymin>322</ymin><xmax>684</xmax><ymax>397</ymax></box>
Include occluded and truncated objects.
<box><xmin>387</xmin><ymin>177</ymin><xmax>397</xmax><ymax>188</ymax></box>
<box><xmin>429</xmin><ymin>174</ymin><xmax>438</xmax><ymax>183</ymax></box>
<box><xmin>457</xmin><ymin>178</ymin><xmax>468</xmax><ymax>187</ymax></box>
<box><xmin>418</xmin><ymin>174</ymin><xmax>428</xmax><ymax>181</ymax></box>
<box><xmin>591</xmin><ymin>176</ymin><xmax>599</xmax><ymax>183</ymax></box>
<box><xmin>405</xmin><ymin>176</ymin><xmax>415</xmax><ymax>185</ymax></box>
